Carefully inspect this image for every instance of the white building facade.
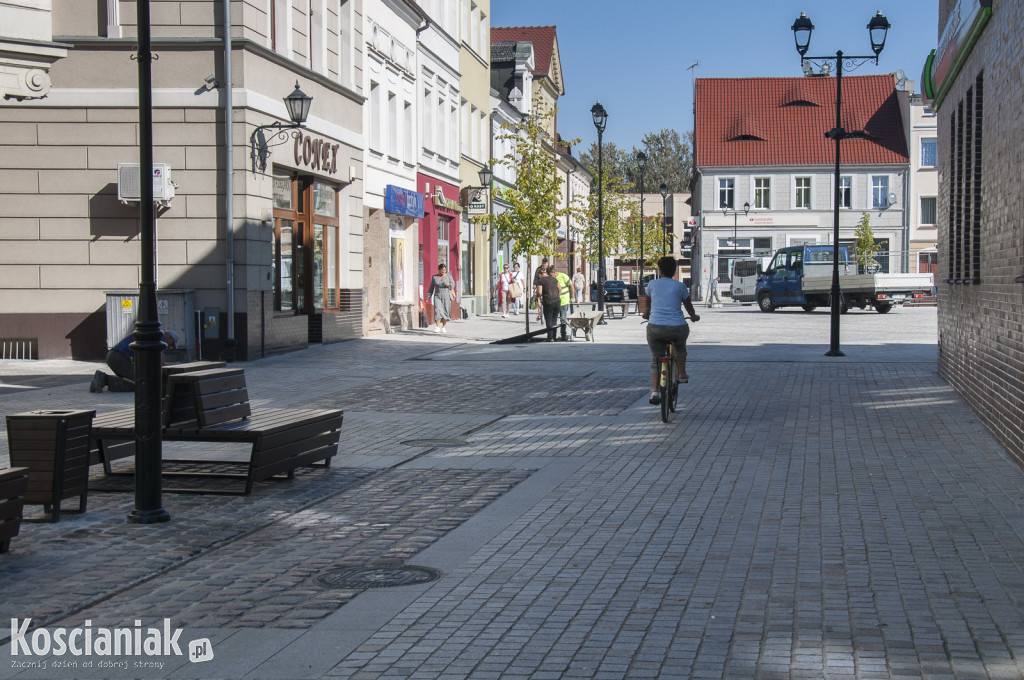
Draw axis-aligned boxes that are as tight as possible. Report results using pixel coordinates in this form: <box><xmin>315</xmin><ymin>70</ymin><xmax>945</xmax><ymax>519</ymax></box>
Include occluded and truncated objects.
<box><xmin>362</xmin><ymin>0</ymin><xmax>427</xmax><ymax>333</ymax></box>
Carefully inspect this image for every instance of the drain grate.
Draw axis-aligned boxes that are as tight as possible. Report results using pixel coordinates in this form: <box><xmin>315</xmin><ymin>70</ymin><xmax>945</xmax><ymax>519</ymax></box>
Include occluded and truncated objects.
<box><xmin>400</xmin><ymin>438</ymin><xmax>468</xmax><ymax>448</ymax></box>
<box><xmin>316</xmin><ymin>565</ymin><xmax>443</xmax><ymax>589</ymax></box>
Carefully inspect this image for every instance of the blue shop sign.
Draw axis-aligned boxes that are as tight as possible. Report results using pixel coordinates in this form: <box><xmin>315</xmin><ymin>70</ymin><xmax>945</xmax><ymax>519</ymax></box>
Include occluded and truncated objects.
<box><xmin>385</xmin><ymin>185</ymin><xmax>425</xmax><ymax>218</ymax></box>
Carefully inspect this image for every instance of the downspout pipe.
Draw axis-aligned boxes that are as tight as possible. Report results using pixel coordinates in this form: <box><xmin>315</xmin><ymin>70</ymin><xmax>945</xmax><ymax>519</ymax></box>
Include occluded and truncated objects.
<box><xmin>222</xmin><ymin>0</ymin><xmax>236</xmax><ymax>359</ymax></box>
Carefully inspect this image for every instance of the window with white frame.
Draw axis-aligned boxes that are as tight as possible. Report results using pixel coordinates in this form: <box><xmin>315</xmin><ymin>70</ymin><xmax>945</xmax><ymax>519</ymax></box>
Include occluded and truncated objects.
<box><xmin>920</xmin><ymin>196</ymin><xmax>937</xmax><ymax>225</ymax></box>
<box><xmin>754</xmin><ymin>177</ymin><xmax>770</xmax><ymax>209</ymax></box>
<box><xmin>795</xmin><ymin>176</ymin><xmax>812</xmax><ymax>209</ymax></box>
<box><xmin>387</xmin><ymin>92</ymin><xmax>398</xmax><ymax>158</ymax></box>
<box><xmin>871</xmin><ymin>175</ymin><xmax>889</xmax><ymax>208</ymax></box>
<box><xmin>461</xmin><ymin>100</ymin><xmax>469</xmax><ymax>156</ymax></box>
<box><xmin>920</xmin><ymin>137</ymin><xmax>937</xmax><ymax>168</ymax></box>
<box><xmin>718</xmin><ymin>178</ymin><xmax>734</xmax><ymax>209</ymax></box>
<box><xmin>438</xmin><ymin>217</ymin><xmax>451</xmax><ymax>268</ymax></box>
<box><xmin>437</xmin><ymin>94</ymin><xmax>446</xmax><ymax>157</ymax></box>
<box><xmin>309</xmin><ymin>0</ymin><xmax>323</xmax><ymax>73</ymax></box>
<box><xmin>450</xmin><ymin>102</ymin><xmax>458</xmax><ymax>160</ymax></box>
<box><xmin>404</xmin><ymin>101</ymin><xmax>413</xmax><ymax>163</ymax></box>
<box><xmin>839</xmin><ymin>176</ymin><xmax>852</xmax><ymax>208</ymax></box>
<box><xmin>422</xmin><ymin>87</ymin><xmax>432</xmax><ymax>151</ymax></box>
<box><xmin>370</xmin><ymin>81</ymin><xmax>381</xmax><ymax>151</ymax></box>
<box><xmin>469</xmin><ymin>104</ymin><xmax>478</xmax><ymax>158</ymax></box>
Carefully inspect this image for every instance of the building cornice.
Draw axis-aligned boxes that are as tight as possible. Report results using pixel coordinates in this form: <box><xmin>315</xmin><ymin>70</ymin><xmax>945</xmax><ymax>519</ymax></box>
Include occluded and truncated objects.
<box><xmin>57</xmin><ymin>37</ymin><xmax>365</xmax><ymax>104</ymax></box>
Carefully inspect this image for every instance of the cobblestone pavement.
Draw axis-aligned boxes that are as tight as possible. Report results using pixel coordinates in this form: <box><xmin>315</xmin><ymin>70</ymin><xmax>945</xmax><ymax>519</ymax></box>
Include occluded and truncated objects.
<box><xmin>4</xmin><ymin>306</ymin><xmax>1024</xmax><ymax>679</ymax></box>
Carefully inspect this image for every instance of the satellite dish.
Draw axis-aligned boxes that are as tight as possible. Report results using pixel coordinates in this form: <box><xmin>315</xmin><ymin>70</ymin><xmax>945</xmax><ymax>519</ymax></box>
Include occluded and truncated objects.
<box><xmin>895</xmin><ymin>69</ymin><xmax>907</xmax><ymax>89</ymax></box>
<box><xmin>887</xmin><ymin>192</ymin><xmax>898</xmax><ymax>207</ymax></box>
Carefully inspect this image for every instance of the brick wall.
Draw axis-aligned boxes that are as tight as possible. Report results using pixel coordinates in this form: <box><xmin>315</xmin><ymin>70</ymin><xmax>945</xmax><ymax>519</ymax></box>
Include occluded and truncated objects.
<box><xmin>936</xmin><ymin>0</ymin><xmax>1024</xmax><ymax>464</ymax></box>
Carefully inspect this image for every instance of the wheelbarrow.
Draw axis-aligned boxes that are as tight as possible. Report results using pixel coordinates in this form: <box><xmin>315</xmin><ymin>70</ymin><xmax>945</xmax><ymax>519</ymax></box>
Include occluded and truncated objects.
<box><xmin>568</xmin><ymin>311</ymin><xmax>603</xmax><ymax>342</ymax></box>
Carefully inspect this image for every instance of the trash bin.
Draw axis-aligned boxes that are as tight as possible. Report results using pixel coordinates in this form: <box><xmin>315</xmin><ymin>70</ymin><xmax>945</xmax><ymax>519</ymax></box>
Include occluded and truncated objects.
<box><xmin>6</xmin><ymin>410</ymin><xmax>95</xmax><ymax>522</ymax></box>
<box><xmin>0</xmin><ymin>467</ymin><xmax>28</xmax><ymax>552</ymax></box>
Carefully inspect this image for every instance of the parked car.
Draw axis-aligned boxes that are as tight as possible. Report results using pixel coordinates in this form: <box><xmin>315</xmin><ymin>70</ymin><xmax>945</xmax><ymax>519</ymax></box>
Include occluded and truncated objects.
<box><xmin>601</xmin><ymin>280</ymin><xmax>634</xmax><ymax>302</ymax></box>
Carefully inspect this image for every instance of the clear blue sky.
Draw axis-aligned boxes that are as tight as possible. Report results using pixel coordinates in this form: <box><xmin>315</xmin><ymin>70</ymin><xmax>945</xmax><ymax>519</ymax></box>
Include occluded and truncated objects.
<box><xmin>491</xmin><ymin>1</ymin><xmax>939</xmax><ymax>152</ymax></box>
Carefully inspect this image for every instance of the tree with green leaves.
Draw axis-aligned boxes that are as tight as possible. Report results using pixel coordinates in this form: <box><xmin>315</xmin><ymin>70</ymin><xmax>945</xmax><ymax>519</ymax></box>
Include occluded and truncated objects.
<box><xmin>854</xmin><ymin>211</ymin><xmax>879</xmax><ymax>273</ymax></box>
<box><xmin>580</xmin><ymin>128</ymin><xmax>693</xmax><ymax>193</ymax></box>
<box><xmin>491</xmin><ymin>106</ymin><xmax>580</xmax><ymax>334</ymax></box>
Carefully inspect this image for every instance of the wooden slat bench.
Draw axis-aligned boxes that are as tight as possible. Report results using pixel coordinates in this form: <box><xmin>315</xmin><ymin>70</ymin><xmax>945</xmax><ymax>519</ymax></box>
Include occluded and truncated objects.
<box><xmin>91</xmin><ymin>368</ymin><xmax>343</xmax><ymax>495</ymax></box>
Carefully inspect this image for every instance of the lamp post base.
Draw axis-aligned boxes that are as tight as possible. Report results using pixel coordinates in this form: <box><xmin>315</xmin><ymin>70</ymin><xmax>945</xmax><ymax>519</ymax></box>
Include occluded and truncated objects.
<box><xmin>824</xmin><ymin>349</ymin><xmax>846</xmax><ymax>357</ymax></box>
<box><xmin>127</xmin><ymin>508</ymin><xmax>171</xmax><ymax>524</ymax></box>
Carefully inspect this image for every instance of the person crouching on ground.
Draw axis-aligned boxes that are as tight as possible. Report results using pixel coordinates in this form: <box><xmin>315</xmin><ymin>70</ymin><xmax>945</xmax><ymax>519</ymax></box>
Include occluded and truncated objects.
<box><xmin>90</xmin><ymin>330</ymin><xmax>178</xmax><ymax>392</ymax></box>
<box><xmin>643</xmin><ymin>256</ymin><xmax>699</xmax><ymax>404</ymax></box>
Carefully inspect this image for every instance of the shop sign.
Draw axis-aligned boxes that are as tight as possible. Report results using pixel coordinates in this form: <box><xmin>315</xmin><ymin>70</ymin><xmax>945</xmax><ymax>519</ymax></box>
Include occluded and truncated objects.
<box><xmin>432</xmin><ymin>186</ymin><xmax>462</xmax><ymax>213</ymax></box>
<box><xmin>293</xmin><ymin>130</ymin><xmax>342</xmax><ymax>175</ymax></box>
<box><xmin>926</xmin><ymin>0</ymin><xmax>992</xmax><ymax>109</ymax></box>
<box><xmin>461</xmin><ymin>187</ymin><xmax>487</xmax><ymax>215</ymax></box>
<box><xmin>385</xmin><ymin>185</ymin><xmax>425</xmax><ymax>218</ymax></box>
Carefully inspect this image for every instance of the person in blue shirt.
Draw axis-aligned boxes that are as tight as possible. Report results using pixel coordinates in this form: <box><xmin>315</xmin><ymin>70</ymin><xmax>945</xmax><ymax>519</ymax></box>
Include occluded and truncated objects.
<box><xmin>90</xmin><ymin>330</ymin><xmax>178</xmax><ymax>392</ymax></box>
<box><xmin>643</xmin><ymin>256</ymin><xmax>699</xmax><ymax>404</ymax></box>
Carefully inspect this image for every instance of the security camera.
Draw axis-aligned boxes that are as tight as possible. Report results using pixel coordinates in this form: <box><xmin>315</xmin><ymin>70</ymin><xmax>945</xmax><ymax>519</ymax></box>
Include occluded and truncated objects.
<box><xmin>204</xmin><ymin>74</ymin><xmax>218</xmax><ymax>86</ymax></box>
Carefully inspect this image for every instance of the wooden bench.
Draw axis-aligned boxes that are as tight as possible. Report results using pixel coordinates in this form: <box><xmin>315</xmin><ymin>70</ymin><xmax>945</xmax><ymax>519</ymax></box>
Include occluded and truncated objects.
<box><xmin>92</xmin><ymin>368</ymin><xmax>343</xmax><ymax>495</ymax></box>
<box><xmin>161</xmin><ymin>360</ymin><xmax>227</xmax><ymax>393</ymax></box>
<box><xmin>604</xmin><ymin>302</ymin><xmax>630</xmax><ymax>319</ymax></box>
<box><xmin>0</xmin><ymin>468</ymin><xmax>28</xmax><ymax>553</ymax></box>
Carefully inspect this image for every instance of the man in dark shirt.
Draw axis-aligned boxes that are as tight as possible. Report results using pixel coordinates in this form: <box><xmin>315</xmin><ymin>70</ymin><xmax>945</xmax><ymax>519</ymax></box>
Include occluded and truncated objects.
<box><xmin>90</xmin><ymin>330</ymin><xmax>178</xmax><ymax>392</ymax></box>
<box><xmin>535</xmin><ymin>265</ymin><xmax>562</xmax><ymax>342</ymax></box>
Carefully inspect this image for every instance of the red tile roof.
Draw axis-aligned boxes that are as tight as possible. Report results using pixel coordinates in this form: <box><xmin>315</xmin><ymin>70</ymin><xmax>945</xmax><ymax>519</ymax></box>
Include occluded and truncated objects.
<box><xmin>492</xmin><ymin>26</ymin><xmax>557</xmax><ymax>77</ymax></box>
<box><xmin>695</xmin><ymin>75</ymin><xmax>908</xmax><ymax>168</ymax></box>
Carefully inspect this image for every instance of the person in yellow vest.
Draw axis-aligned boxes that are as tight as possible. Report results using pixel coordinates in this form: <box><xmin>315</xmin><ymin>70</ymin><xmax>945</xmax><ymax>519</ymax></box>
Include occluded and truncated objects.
<box><xmin>554</xmin><ymin>266</ymin><xmax>574</xmax><ymax>341</ymax></box>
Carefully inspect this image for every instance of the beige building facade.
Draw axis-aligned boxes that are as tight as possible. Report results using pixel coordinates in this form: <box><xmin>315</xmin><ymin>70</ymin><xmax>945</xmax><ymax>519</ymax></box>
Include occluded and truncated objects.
<box><xmin>0</xmin><ymin>0</ymin><xmax>365</xmax><ymax>360</ymax></box>
<box><xmin>458</xmin><ymin>0</ymin><xmax>489</xmax><ymax>316</ymax></box>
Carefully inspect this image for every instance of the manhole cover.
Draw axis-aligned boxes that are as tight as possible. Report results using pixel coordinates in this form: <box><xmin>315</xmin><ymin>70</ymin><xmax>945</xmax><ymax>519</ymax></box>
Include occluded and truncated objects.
<box><xmin>316</xmin><ymin>565</ymin><xmax>443</xmax><ymax>589</ymax></box>
<box><xmin>400</xmin><ymin>438</ymin><xmax>468</xmax><ymax>448</ymax></box>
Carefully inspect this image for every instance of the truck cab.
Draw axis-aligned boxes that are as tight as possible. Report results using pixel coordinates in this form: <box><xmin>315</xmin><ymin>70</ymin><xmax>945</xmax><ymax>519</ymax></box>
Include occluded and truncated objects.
<box><xmin>756</xmin><ymin>245</ymin><xmax>850</xmax><ymax>312</ymax></box>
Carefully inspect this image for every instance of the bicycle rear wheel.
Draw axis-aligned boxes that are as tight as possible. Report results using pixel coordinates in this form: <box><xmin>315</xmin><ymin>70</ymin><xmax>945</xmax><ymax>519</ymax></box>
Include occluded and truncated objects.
<box><xmin>659</xmin><ymin>350</ymin><xmax>672</xmax><ymax>423</ymax></box>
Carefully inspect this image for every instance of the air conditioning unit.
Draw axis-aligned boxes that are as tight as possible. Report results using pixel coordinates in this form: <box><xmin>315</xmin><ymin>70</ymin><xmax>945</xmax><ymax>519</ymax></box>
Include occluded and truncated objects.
<box><xmin>117</xmin><ymin>163</ymin><xmax>176</xmax><ymax>204</ymax></box>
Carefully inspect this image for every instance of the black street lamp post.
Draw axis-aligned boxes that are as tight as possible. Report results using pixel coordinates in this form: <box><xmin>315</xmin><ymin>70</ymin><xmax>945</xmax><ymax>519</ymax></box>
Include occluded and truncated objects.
<box><xmin>660</xmin><ymin>183</ymin><xmax>671</xmax><ymax>254</ymax></box>
<box><xmin>636</xmin><ymin>151</ymin><xmax>647</xmax><ymax>296</ymax></box>
<box><xmin>478</xmin><ymin>163</ymin><xmax>494</xmax><ymax>310</ymax></box>
<box><xmin>792</xmin><ymin>10</ymin><xmax>890</xmax><ymax>357</ymax></box>
<box><xmin>129</xmin><ymin>0</ymin><xmax>169</xmax><ymax>524</ymax></box>
<box><xmin>591</xmin><ymin>101</ymin><xmax>608</xmax><ymax>323</ymax></box>
<box><xmin>722</xmin><ymin>202</ymin><xmax>751</xmax><ymax>246</ymax></box>
<box><xmin>721</xmin><ymin>202</ymin><xmax>751</xmax><ymax>292</ymax></box>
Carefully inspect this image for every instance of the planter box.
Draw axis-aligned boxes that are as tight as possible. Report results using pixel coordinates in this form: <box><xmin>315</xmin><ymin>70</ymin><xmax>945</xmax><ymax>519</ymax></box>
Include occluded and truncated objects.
<box><xmin>0</xmin><ymin>467</ymin><xmax>29</xmax><ymax>552</ymax></box>
<box><xmin>6</xmin><ymin>410</ymin><xmax>95</xmax><ymax>522</ymax></box>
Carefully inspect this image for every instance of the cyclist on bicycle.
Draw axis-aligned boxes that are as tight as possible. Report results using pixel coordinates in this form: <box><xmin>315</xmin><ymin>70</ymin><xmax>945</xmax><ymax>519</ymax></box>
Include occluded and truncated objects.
<box><xmin>643</xmin><ymin>256</ymin><xmax>700</xmax><ymax>404</ymax></box>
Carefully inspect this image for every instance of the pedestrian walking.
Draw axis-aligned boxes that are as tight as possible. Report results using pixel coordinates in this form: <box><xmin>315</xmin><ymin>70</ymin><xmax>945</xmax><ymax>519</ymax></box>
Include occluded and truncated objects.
<box><xmin>555</xmin><ymin>266</ymin><xmax>573</xmax><ymax>338</ymax></box>
<box><xmin>710</xmin><ymin>275</ymin><xmax>722</xmax><ymax>304</ymax></box>
<box><xmin>90</xmin><ymin>330</ymin><xmax>178</xmax><ymax>392</ymax></box>
<box><xmin>533</xmin><ymin>257</ymin><xmax>549</xmax><ymax>322</ymax></box>
<box><xmin>535</xmin><ymin>265</ymin><xmax>562</xmax><ymax>341</ymax></box>
<box><xmin>427</xmin><ymin>263</ymin><xmax>456</xmax><ymax>333</ymax></box>
<box><xmin>510</xmin><ymin>262</ymin><xmax>525</xmax><ymax>315</ymax></box>
<box><xmin>572</xmin><ymin>267</ymin><xmax>586</xmax><ymax>304</ymax></box>
<box><xmin>497</xmin><ymin>264</ymin><xmax>514</xmax><ymax>317</ymax></box>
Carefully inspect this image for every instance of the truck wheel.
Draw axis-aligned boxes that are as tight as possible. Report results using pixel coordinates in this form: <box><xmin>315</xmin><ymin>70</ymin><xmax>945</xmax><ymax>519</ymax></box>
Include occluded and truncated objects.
<box><xmin>758</xmin><ymin>293</ymin><xmax>776</xmax><ymax>313</ymax></box>
<box><xmin>875</xmin><ymin>302</ymin><xmax>892</xmax><ymax>314</ymax></box>
<box><xmin>801</xmin><ymin>303</ymin><xmax>817</xmax><ymax>312</ymax></box>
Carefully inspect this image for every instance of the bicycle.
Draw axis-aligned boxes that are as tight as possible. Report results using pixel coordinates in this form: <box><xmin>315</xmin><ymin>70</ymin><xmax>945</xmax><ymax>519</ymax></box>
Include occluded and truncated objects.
<box><xmin>657</xmin><ymin>341</ymin><xmax>679</xmax><ymax>423</ymax></box>
<box><xmin>642</xmin><ymin>319</ymin><xmax>691</xmax><ymax>423</ymax></box>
